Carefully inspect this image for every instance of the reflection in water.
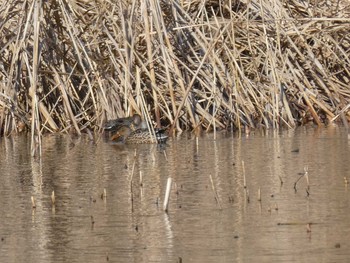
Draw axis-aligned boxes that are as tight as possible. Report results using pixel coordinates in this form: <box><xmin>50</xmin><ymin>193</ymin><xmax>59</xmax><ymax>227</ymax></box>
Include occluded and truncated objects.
<box><xmin>0</xmin><ymin>126</ymin><xmax>349</xmax><ymax>262</ymax></box>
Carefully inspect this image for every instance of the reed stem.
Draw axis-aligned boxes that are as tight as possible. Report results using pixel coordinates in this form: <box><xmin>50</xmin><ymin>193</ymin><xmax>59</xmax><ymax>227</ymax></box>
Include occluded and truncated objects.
<box><xmin>0</xmin><ymin>0</ymin><xmax>349</xmax><ymax>137</ymax></box>
<box><xmin>163</xmin><ymin>177</ymin><xmax>172</xmax><ymax>212</ymax></box>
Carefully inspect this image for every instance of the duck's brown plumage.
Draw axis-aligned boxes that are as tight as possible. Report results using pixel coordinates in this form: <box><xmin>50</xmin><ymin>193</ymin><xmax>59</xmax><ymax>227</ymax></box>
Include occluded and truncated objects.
<box><xmin>111</xmin><ymin>126</ymin><xmax>168</xmax><ymax>144</ymax></box>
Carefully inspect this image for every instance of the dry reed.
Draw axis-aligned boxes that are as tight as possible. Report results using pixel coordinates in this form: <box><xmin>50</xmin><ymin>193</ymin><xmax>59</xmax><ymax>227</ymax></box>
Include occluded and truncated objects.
<box><xmin>163</xmin><ymin>177</ymin><xmax>172</xmax><ymax>212</ymax></box>
<box><xmin>31</xmin><ymin>196</ymin><xmax>36</xmax><ymax>208</ymax></box>
<box><xmin>209</xmin><ymin>174</ymin><xmax>222</xmax><ymax>208</ymax></box>
<box><xmin>51</xmin><ymin>190</ymin><xmax>55</xmax><ymax>205</ymax></box>
<box><xmin>0</xmin><ymin>0</ymin><xmax>349</xmax><ymax>150</ymax></box>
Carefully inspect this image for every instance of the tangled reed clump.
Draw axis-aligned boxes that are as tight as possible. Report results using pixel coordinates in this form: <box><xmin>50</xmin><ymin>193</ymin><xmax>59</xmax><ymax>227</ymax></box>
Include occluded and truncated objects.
<box><xmin>0</xmin><ymin>0</ymin><xmax>350</xmax><ymax>142</ymax></box>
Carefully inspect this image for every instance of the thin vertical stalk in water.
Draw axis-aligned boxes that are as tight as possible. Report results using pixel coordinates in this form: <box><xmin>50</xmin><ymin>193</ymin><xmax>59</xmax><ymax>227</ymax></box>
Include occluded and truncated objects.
<box><xmin>163</xmin><ymin>177</ymin><xmax>172</xmax><ymax>212</ymax></box>
<box><xmin>163</xmin><ymin>150</ymin><xmax>168</xmax><ymax>161</ymax></box>
<box><xmin>129</xmin><ymin>149</ymin><xmax>137</xmax><ymax>212</ymax></box>
<box><xmin>278</xmin><ymin>175</ymin><xmax>284</xmax><ymax>186</ymax></box>
<box><xmin>31</xmin><ymin>196</ymin><xmax>36</xmax><ymax>208</ymax></box>
<box><xmin>246</xmin><ymin>188</ymin><xmax>250</xmax><ymax>203</ymax></box>
<box><xmin>51</xmin><ymin>190</ymin><xmax>55</xmax><ymax>205</ymax></box>
<box><xmin>242</xmin><ymin>161</ymin><xmax>247</xmax><ymax>188</ymax></box>
<box><xmin>139</xmin><ymin>171</ymin><xmax>143</xmax><ymax>187</ymax></box>
<box><xmin>294</xmin><ymin>165</ymin><xmax>310</xmax><ymax>191</ymax></box>
<box><xmin>304</xmin><ymin>166</ymin><xmax>310</xmax><ymax>190</ymax></box>
<box><xmin>209</xmin><ymin>174</ymin><xmax>222</xmax><ymax>209</ymax></box>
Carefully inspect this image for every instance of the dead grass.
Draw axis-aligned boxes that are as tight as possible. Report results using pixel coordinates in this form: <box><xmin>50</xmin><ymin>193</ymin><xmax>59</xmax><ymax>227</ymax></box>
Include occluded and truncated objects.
<box><xmin>0</xmin><ymin>0</ymin><xmax>350</xmax><ymax>152</ymax></box>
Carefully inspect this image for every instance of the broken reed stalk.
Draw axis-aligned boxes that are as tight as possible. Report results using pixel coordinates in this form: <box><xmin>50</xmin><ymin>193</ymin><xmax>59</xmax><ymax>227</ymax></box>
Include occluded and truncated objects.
<box><xmin>31</xmin><ymin>196</ymin><xmax>36</xmax><ymax>209</ymax></box>
<box><xmin>129</xmin><ymin>149</ymin><xmax>137</xmax><ymax>212</ymax></box>
<box><xmin>163</xmin><ymin>150</ymin><xmax>168</xmax><ymax>161</ymax></box>
<box><xmin>51</xmin><ymin>190</ymin><xmax>55</xmax><ymax>205</ymax></box>
<box><xmin>242</xmin><ymin>161</ymin><xmax>247</xmax><ymax>188</ymax></box>
<box><xmin>294</xmin><ymin>166</ymin><xmax>310</xmax><ymax>191</ymax></box>
<box><xmin>163</xmin><ymin>177</ymin><xmax>172</xmax><ymax>212</ymax></box>
<box><xmin>258</xmin><ymin>187</ymin><xmax>261</xmax><ymax>201</ymax></box>
<box><xmin>139</xmin><ymin>171</ymin><xmax>143</xmax><ymax>187</ymax></box>
<box><xmin>278</xmin><ymin>175</ymin><xmax>284</xmax><ymax>186</ymax></box>
<box><xmin>306</xmin><ymin>223</ymin><xmax>312</xmax><ymax>233</ymax></box>
<box><xmin>304</xmin><ymin>166</ymin><xmax>310</xmax><ymax>190</ymax></box>
<box><xmin>209</xmin><ymin>174</ymin><xmax>222</xmax><ymax>209</ymax></box>
<box><xmin>245</xmin><ymin>188</ymin><xmax>250</xmax><ymax>203</ymax></box>
<box><xmin>1</xmin><ymin>0</ymin><xmax>350</xmax><ymax>142</ymax></box>
<box><xmin>294</xmin><ymin>174</ymin><xmax>304</xmax><ymax>191</ymax></box>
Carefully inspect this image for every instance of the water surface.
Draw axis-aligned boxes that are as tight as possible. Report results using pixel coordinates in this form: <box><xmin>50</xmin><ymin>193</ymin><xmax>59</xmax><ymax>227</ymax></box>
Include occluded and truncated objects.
<box><xmin>0</xmin><ymin>126</ymin><xmax>349</xmax><ymax>262</ymax></box>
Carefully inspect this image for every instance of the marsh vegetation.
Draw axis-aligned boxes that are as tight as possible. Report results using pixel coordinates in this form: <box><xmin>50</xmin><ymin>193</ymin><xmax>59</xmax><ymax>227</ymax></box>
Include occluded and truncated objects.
<box><xmin>0</xmin><ymin>0</ymin><xmax>349</xmax><ymax>146</ymax></box>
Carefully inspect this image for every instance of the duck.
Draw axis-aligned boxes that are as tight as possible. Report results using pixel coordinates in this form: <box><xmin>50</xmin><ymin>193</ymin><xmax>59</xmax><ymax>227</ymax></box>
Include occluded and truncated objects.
<box><xmin>104</xmin><ymin>114</ymin><xmax>145</xmax><ymax>132</ymax></box>
<box><xmin>110</xmin><ymin>126</ymin><xmax>168</xmax><ymax>144</ymax></box>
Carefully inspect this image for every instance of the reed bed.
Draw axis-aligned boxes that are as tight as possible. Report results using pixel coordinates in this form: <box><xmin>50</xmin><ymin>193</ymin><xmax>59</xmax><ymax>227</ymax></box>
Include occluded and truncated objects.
<box><xmin>0</xmin><ymin>0</ymin><xmax>349</xmax><ymax>144</ymax></box>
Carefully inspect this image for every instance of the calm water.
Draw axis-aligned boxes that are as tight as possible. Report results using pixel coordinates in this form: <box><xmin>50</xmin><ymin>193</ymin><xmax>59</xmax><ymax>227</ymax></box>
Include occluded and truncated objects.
<box><xmin>0</xmin><ymin>126</ymin><xmax>349</xmax><ymax>262</ymax></box>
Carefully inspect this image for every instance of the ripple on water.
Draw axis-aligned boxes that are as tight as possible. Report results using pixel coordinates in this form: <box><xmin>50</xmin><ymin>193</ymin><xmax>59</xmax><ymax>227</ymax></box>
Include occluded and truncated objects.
<box><xmin>0</xmin><ymin>127</ymin><xmax>349</xmax><ymax>262</ymax></box>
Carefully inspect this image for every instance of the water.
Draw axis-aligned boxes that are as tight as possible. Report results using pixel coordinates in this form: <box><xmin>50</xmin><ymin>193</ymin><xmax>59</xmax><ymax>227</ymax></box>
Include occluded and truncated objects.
<box><xmin>0</xmin><ymin>126</ymin><xmax>349</xmax><ymax>262</ymax></box>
